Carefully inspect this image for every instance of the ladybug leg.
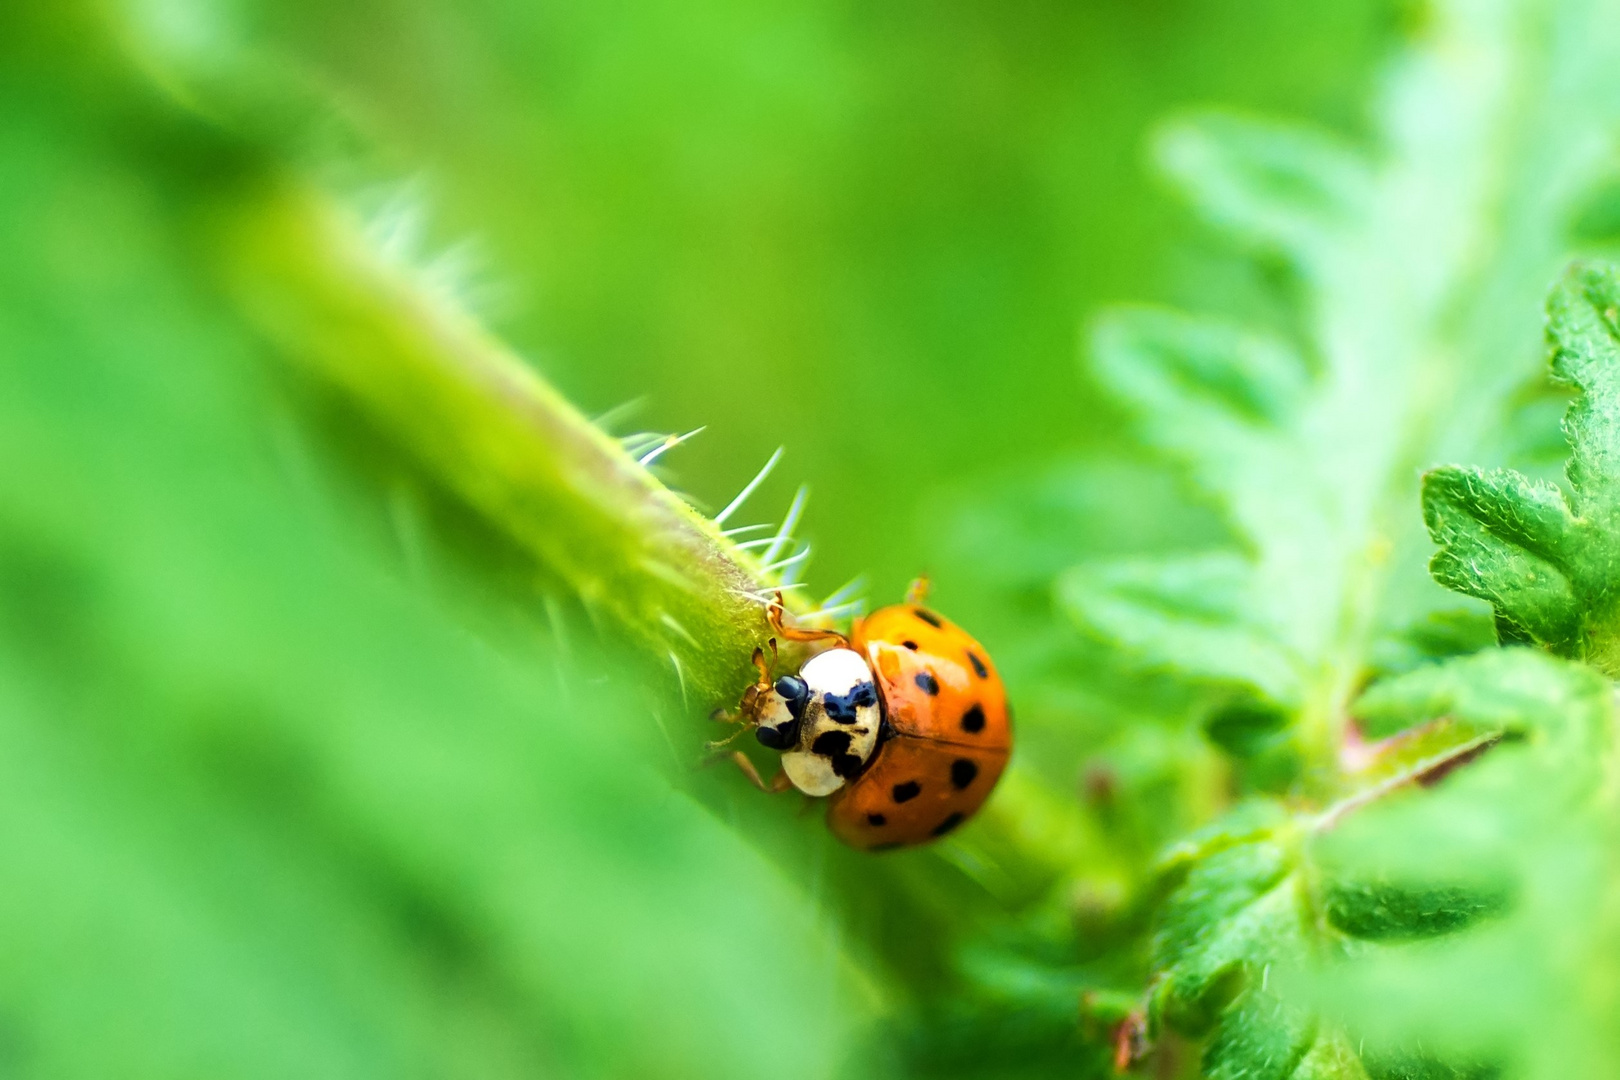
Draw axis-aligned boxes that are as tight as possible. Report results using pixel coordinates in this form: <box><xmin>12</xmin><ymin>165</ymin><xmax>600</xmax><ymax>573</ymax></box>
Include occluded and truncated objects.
<box><xmin>904</xmin><ymin>575</ymin><xmax>932</xmax><ymax>606</ymax></box>
<box><xmin>705</xmin><ymin>644</ymin><xmax>777</xmax><ymax>749</ymax></box>
<box><xmin>767</xmin><ymin>591</ymin><xmax>848</xmax><ymax>647</ymax></box>
<box><xmin>728</xmin><ymin>750</ymin><xmax>792</xmax><ymax>794</ymax></box>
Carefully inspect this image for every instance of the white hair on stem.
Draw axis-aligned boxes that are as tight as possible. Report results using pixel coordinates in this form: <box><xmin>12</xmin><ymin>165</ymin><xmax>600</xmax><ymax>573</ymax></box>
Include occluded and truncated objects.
<box><xmin>637</xmin><ymin>427</ymin><xmax>705</xmax><ymax>467</ymax></box>
<box><xmin>760</xmin><ymin>485</ymin><xmax>809</xmax><ymax>566</ymax></box>
<box><xmin>714</xmin><ymin>447</ymin><xmax>783</xmax><ymax>525</ymax></box>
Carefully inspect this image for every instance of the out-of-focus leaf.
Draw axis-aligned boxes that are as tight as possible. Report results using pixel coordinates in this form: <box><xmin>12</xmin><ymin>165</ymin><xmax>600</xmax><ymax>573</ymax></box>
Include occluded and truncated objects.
<box><xmin>1086</xmin><ymin>283</ymin><xmax>1325</xmax><ymax>605</ymax></box>
<box><xmin>933</xmin><ymin>457</ymin><xmax>1226</xmax><ymax>592</ymax></box>
<box><xmin>1317</xmin><ymin>650</ymin><xmax>1618</xmax><ymax>1080</ymax></box>
<box><xmin>1069</xmin><ymin>0</ymin><xmax>1620</xmax><ymax>791</ymax></box>
<box><xmin>0</xmin><ymin>59</ymin><xmax>873</xmax><ymax>1079</ymax></box>
<box><xmin>1058</xmin><ymin>553</ymin><xmax>1300</xmax><ymax>709</ymax></box>
<box><xmin>1364</xmin><ymin>608</ymin><xmax>1498</xmax><ymax>680</ymax></box>
<box><xmin>1146</xmin><ymin>649</ymin><xmax>1608</xmax><ymax>1080</ymax></box>
<box><xmin>1154</xmin><ymin>114</ymin><xmax>1373</xmax><ymax>275</ymax></box>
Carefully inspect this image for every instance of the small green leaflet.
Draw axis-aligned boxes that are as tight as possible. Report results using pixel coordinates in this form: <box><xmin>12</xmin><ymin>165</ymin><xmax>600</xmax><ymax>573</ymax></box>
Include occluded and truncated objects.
<box><xmin>1058</xmin><ymin>552</ymin><xmax>1302</xmax><ymax>709</ymax></box>
<box><xmin>1144</xmin><ymin>650</ymin><xmax>1610</xmax><ymax>1080</ymax></box>
<box><xmin>1425</xmin><ymin>261</ymin><xmax>1620</xmax><ymax>674</ymax></box>
<box><xmin>1319</xmin><ymin>650</ymin><xmax>1619</xmax><ymax>1080</ymax></box>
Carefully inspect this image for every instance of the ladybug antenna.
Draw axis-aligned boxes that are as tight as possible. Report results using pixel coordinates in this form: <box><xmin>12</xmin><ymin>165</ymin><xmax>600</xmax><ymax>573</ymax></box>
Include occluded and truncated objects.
<box><xmin>704</xmin><ymin>725</ymin><xmax>753</xmax><ymax>752</ymax></box>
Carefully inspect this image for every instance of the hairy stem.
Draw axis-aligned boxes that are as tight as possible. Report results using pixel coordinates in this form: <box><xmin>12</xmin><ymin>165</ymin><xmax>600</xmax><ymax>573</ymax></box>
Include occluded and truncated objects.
<box><xmin>207</xmin><ymin>174</ymin><xmax>786</xmax><ymax>707</ymax></box>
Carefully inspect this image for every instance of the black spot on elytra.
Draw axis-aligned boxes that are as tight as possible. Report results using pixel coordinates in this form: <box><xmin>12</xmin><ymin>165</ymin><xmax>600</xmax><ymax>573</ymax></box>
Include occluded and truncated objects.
<box><xmin>869</xmin><ymin>841</ymin><xmax>905</xmax><ymax>852</ymax></box>
<box><xmin>967</xmin><ymin>651</ymin><xmax>988</xmax><ymax>679</ymax></box>
<box><xmin>823</xmin><ymin>681</ymin><xmax>877</xmax><ymax>724</ymax></box>
<box><xmin>754</xmin><ymin>716</ymin><xmax>800</xmax><ymax>750</ymax></box>
<box><xmin>811</xmin><ymin>730</ymin><xmax>864</xmax><ymax>779</ymax></box>
<box><xmin>951</xmin><ymin>759</ymin><xmax>978</xmax><ymax>789</ymax></box>
<box><xmin>960</xmin><ymin>704</ymin><xmax>986</xmax><ymax>733</ymax></box>
<box><xmin>902</xmin><ymin>640</ymin><xmax>919</xmax><ymax>651</ymax></box>
<box><xmin>931</xmin><ymin>812</ymin><xmax>965</xmax><ymax>837</ymax></box>
<box><xmin>892</xmin><ymin>780</ymin><xmax>921</xmax><ymax>803</ymax></box>
<box><xmin>867</xmin><ymin>813</ymin><xmax>887</xmax><ymax>827</ymax></box>
<box><xmin>914</xmin><ymin>671</ymin><xmax>939</xmax><ymax>695</ymax></box>
<box><xmin>913</xmin><ymin>608</ymin><xmax>943</xmax><ymax>628</ymax></box>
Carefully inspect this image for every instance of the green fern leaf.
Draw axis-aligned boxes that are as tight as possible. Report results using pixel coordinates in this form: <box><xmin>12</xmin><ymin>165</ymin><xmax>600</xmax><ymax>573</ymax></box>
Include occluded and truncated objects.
<box><xmin>1148</xmin><ymin>649</ymin><xmax>1607</xmax><ymax>1079</ymax></box>
<box><xmin>1068</xmin><ymin>0</ymin><xmax>1620</xmax><ymax>780</ymax></box>
<box><xmin>1425</xmin><ymin>261</ymin><xmax>1620</xmax><ymax>673</ymax></box>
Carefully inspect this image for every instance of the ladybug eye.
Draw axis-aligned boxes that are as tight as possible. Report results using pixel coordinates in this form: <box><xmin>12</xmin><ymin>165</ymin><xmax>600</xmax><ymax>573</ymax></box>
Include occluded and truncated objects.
<box><xmin>774</xmin><ymin>675</ymin><xmax>810</xmax><ymax>716</ymax></box>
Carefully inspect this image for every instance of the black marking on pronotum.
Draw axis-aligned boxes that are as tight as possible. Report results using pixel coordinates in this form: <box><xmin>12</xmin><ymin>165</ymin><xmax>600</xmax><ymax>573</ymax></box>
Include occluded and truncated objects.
<box><xmin>902</xmin><ymin>640</ymin><xmax>919</xmax><ymax>651</ymax></box>
<box><xmin>913</xmin><ymin>608</ymin><xmax>943</xmax><ymax>628</ymax></box>
<box><xmin>960</xmin><ymin>704</ymin><xmax>986</xmax><ymax>733</ymax></box>
<box><xmin>931</xmin><ymin>812</ymin><xmax>964</xmax><ymax>837</ymax></box>
<box><xmin>914</xmin><ymin>671</ymin><xmax>940</xmax><ymax>695</ymax></box>
<box><xmin>755</xmin><ymin>716</ymin><xmax>800</xmax><ymax>750</ymax></box>
<box><xmin>867</xmin><ymin>813</ymin><xmax>887</xmax><ymax>827</ymax></box>
<box><xmin>811</xmin><ymin>730</ymin><xmax>864</xmax><ymax>779</ymax></box>
<box><xmin>950</xmin><ymin>759</ymin><xmax>977</xmax><ymax>789</ymax></box>
<box><xmin>892</xmin><ymin>780</ymin><xmax>921</xmax><ymax>803</ymax></box>
<box><xmin>823</xmin><ymin>681</ymin><xmax>877</xmax><ymax>725</ymax></box>
<box><xmin>774</xmin><ymin>675</ymin><xmax>811</xmax><ymax>719</ymax></box>
<box><xmin>967</xmin><ymin>651</ymin><xmax>988</xmax><ymax>679</ymax></box>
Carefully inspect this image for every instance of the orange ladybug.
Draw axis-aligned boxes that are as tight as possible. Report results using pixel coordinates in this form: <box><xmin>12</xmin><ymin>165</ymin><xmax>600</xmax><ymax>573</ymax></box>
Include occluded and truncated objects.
<box><xmin>715</xmin><ymin>580</ymin><xmax>1011</xmax><ymax>851</ymax></box>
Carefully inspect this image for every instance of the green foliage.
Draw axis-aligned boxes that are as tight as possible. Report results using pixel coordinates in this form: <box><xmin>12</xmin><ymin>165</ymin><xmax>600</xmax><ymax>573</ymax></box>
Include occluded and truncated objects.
<box><xmin>1059</xmin><ymin>552</ymin><xmax>1302</xmax><ymax>707</ymax></box>
<box><xmin>1068</xmin><ymin>0</ymin><xmax>1620</xmax><ymax>789</ymax></box>
<box><xmin>212</xmin><ymin>176</ymin><xmax>781</xmax><ymax>706</ymax></box>
<box><xmin>0</xmin><ymin>89</ymin><xmax>867</xmax><ymax>1077</ymax></box>
<box><xmin>1425</xmin><ymin>262</ymin><xmax>1620</xmax><ymax>673</ymax></box>
<box><xmin>1146</xmin><ymin>650</ymin><xmax>1607</xmax><ymax>1080</ymax></box>
<box><xmin>19</xmin><ymin>0</ymin><xmax>1620</xmax><ymax>1078</ymax></box>
<box><xmin>1057</xmin><ymin>1</ymin><xmax>1620</xmax><ymax>1077</ymax></box>
<box><xmin>1320</xmin><ymin>649</ymin><xmax>1619</xmax><ymax>1080</ymax></box>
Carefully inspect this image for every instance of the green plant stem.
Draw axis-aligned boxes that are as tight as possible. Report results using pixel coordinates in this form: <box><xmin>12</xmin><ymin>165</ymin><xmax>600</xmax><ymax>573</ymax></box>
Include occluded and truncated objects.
<box><xmin>207</xmin><ymin>174</ymin><xmax>784</xmax><ymax>707</ymax></box>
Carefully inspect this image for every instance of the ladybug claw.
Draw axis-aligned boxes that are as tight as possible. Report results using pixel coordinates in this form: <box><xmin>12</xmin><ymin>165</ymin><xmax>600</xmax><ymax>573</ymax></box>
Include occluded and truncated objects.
<box><xmin>728</xmin><ymin>750</ymin><xmax>791</xmax><ymax>793</ymax></box>
<box><xmin>1112</xmin><ymin>1011</ymin><xmax>1147</xmax><ymax>1073</ymax></box>
<box><xmin>904</xmin><ymin>575</ymin><xmax>932</xmax><ymax>607</ymax></box>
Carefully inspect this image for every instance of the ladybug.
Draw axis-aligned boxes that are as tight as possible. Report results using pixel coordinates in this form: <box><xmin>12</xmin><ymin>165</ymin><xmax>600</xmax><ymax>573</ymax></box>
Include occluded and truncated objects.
<box><xmin>715</xmin><ymin>580</ymin><xmax>1011</xmax><ymax>851</ymax></box>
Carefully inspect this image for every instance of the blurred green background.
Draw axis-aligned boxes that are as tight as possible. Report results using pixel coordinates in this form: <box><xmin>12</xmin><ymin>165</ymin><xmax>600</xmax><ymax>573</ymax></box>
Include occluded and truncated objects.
<box><xmin>0</xmin><ymin>1</ymin><xmax>1398</xmax><ymax>1077</ymax></box>
<box><xmin>253</xmin><ymin>0</ymin><xmax>1394</xmax><ymax>598</ymax></box>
